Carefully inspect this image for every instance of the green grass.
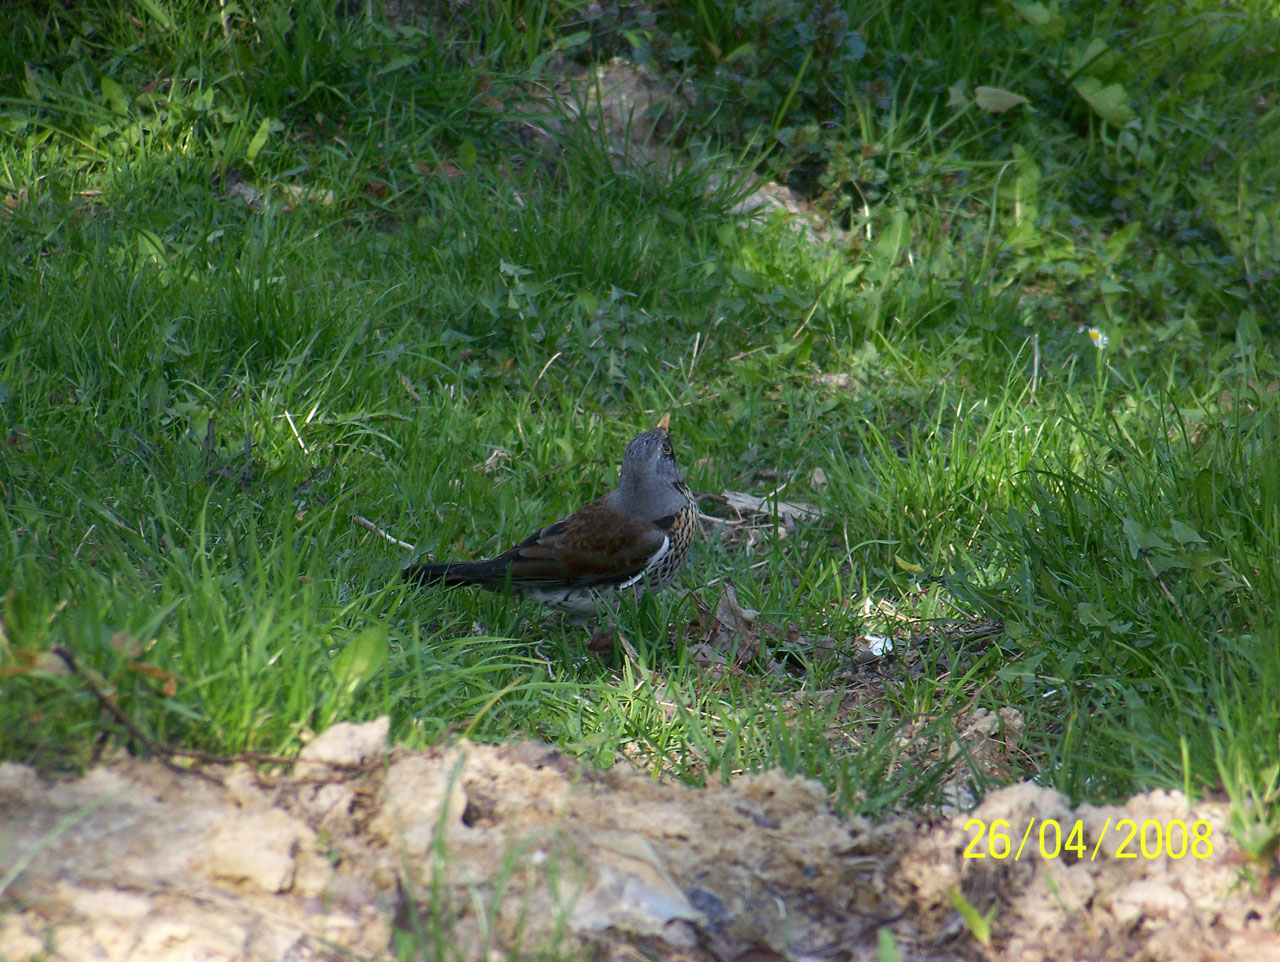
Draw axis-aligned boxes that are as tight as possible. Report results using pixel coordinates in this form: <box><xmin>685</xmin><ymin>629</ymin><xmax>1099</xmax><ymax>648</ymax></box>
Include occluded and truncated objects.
<box><xmin>2</xmin><ymin>0</ymin><xmax>1278</xmax><ymax>867</ymax></box>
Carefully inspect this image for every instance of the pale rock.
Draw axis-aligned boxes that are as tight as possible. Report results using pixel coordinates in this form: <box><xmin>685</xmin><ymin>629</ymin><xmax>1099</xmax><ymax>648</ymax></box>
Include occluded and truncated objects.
<box><xmin>298</xmin><ymin>717</ymin><xmax>390</xmax><ymax>771</ymax></box>
<box><xmin>369</xmin><ymin>752</ymin><xmax>468</xmax><ymax>859</ymax></box>
<box><xmin>206</xmin><ymin>810</ymin><xmax>313</xmax><ymax>893</ymax></box>
<box><xmin>60</xmin><ymin>882</ymin><xmax>153</xmax><ymax>921</ymax></box>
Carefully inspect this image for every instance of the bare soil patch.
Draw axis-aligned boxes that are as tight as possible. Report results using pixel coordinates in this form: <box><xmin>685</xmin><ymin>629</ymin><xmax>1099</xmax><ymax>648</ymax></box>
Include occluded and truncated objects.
<box><xmin>2</xmin><ymin>719</ymin><xmax>1276</xmax><ymax>961</ymax></box>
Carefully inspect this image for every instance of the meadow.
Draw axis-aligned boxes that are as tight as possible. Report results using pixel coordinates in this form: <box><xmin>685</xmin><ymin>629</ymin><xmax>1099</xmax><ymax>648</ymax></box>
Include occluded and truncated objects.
<box><xmin>1</xmin><ymin>0</ymin><xmax>1277</xmax><ymax>859</ymax></box>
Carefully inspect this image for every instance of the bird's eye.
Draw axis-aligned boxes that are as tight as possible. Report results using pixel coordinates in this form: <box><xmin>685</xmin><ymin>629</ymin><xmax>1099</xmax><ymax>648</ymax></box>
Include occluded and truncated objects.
<box><xmin>661</xmin><ymin>440</ymin><xmax>673</xmax><ymax>457</ymax></box>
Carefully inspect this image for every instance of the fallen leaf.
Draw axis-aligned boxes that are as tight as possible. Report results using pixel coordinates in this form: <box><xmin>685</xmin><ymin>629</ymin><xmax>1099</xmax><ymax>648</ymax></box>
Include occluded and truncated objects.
<box><xmin>481</xmin><ymin>447</ymin><xmax>510</xmax><ymax>473</ymax></box>
<box><xmin>974</xmin><ymin>85</ymin><xmax>1029</xmax><ymax>113</ymax></box>
<box><xmin>127</xmin><ymin>660</ymin><xmax>178</xmax><ymax>696</ymax></box>
<box><xmin>2</xmin><ymin>188</ymin><xmax>29</xmax><ymax>216</ymax></box>
<box><xmin>721</xmin><ymin>491</ymin><xmax>819</xmax><ymax>527</ymax></box>
<box><xmin>110</xmin><ymin>631</ymin><xmax>143</xmax><ymax>658</ymax></box>
<box><xmin>690</xmin><ymin>582</ymin><xmax>762</xmax><ymax>668</ymax></box>
<box><xmin>227</xmin><ymin>179</ymin><xmax>263</xmax><ymax>209</ymax></box>
<box><xmin>0</xmin><ymin>649</ymin><xmax>73</xmax><ymax>677</ymax></box>
<box><xmin>587</xmin><ymin>627</ymin><xmax>617</xmax><ymax>655</ymax></box>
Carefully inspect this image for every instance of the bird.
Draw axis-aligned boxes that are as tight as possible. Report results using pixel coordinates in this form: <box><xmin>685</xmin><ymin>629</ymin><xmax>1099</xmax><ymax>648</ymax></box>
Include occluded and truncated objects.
<box><xmin>403</xmin><ymin>415</ymin><xmax>697</xmax><ymax>615</ymax></box>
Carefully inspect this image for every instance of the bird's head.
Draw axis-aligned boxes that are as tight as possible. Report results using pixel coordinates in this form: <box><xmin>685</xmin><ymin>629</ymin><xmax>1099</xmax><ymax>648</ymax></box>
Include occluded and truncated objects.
<box><xmin>613</xmin><ymin>421</ymin><xmax>689</xmax><ymax>517</ymax></box>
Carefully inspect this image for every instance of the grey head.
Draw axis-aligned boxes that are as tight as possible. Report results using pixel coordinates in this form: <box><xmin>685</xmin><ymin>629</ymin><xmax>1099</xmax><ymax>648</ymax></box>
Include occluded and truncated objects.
<box><xmin>607</xmin><ymin>428</ymin><xmax>690</xmax><ymax>520</ymax></box>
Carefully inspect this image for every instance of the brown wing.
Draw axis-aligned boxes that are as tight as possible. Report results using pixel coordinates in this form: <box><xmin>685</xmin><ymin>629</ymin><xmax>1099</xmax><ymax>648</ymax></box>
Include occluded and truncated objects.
<box><xmin>487</xmin><ymin>496</ymin><xmax>668</xmax><ymax>589</ymax></box>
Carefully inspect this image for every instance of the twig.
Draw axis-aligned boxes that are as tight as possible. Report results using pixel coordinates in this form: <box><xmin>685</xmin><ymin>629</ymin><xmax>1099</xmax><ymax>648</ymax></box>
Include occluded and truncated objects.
<box><xmin>1145</xmin><ymin>556</ymin><xmax>1186</xmax><ymax>617</ymax></box>
<box><xmin>532</xmin><ymin>350</ymin><xmax>563</xmax><ymax>390</ymax></box>
<box><xmin>51</xmin><ymin>647</ymin><xmax>381</xmax><ymax>784</ymax></box>
<box><xmin>73</xmin><ymin>524</ymin><xmax>97</xmax><ymax>560</ymax></box>
<box><xmin>531</xmin><ymin>641</ymin><xmax>557</xmax><ymax>681</ymax></box>
<box><xmin>51</xmin><ymin>647</ymin><xmax>222</xmax><ymax>785</ymax></box>
<box><xmin>352</xmin><ymin>514</ymin><xmax>416</xmax><ymax>551</ymax></box>
<box><xmin>616</xmin><ymin>633</ymin><xmax>650</xmax><ymax>681</ymax></box>
<box><xmin>727</xmin><ymin>344</ymin><xmax>770</xmax><ymax>363</ymax></box>
<box><xmin>697</xmin><ymin>510</ymin><xmax>746</xmax><ymax>525</ymax></box>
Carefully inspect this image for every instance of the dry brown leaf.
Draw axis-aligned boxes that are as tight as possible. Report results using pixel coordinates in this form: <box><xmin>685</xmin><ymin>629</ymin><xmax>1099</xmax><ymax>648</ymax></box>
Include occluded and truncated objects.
<box><xmin>0</xmin><ymin>648</ymin><xmax>73</xmax><ymax>678</ymax></box>
<box><xmin>586</xmin><ymin>627</ymin><xmax>617</xmax><ymax>656</ymax></box>
<box><xmin>2</xmin><ymin>188</ymin><xmax>30</xmax><ymax>217</ymax></box>
<box><xmin>126</xmin><ymin>660</ymin><xmax>178</xmax><ymax>697</ymax></box>
<box><xmin>480</xmin><ymin>447</ymin><xmax>510</xmax><ymax>473</ymax></box>
<box><xmin>721</xmin><ymin>490</ymin><xmax>819</xmax><ymax>528</ymax></box>
<box><xmin>226</xmin><ymin>179</ymin><xmax>263</xmax><ymax>209</ymax></box>
<box><xmin>690</xmin><ymin>582</ymin><xmax>762</xmax><ymax>668</ymax></box>
<box><xmin>110</xmin><ymin>631</ymin><xmax>143</xmax><ymax>658</ymax></box>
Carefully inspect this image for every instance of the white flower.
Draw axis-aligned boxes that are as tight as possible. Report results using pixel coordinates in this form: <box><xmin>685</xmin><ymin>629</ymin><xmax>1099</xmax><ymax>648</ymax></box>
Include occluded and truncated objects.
<box><xmin>1087</xmin><ymin>327</ymin><xmax>1108</xmax><ymax>350</ymax></box>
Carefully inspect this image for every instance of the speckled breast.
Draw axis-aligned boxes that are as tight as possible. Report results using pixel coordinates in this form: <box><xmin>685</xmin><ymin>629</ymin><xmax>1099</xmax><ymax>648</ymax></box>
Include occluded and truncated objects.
<box><xmin>646</xmin><ymin>485</ymin><xmax>697</xmax><ymax>590</ymax></box>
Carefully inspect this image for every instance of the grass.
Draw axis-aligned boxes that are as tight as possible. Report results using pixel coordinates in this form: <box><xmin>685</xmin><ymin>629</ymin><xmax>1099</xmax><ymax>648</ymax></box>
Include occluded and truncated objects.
<box><xmin>1</xmin><ymin>0</ymin><xmax>1278</xmax><ymax>874</ymax></box>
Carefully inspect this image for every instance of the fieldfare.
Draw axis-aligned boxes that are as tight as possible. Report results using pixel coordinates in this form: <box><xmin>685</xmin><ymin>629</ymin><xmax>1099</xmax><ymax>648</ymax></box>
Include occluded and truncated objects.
<box><xmin>404</xmin><ymin>416</ymin><xmax>697</xmax><ymax>615</ymax></box>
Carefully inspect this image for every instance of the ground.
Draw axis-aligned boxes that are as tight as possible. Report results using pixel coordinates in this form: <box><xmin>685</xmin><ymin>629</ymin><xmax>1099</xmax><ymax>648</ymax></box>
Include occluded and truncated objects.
<box><xmin>4</xmin><ymin>3</ymin><xmax>1279</xmax><ymax>958</ymax></box>
<box><xmin>3</xmin><ymin>719</ymin><xmax>1276</xmax><ymax>961</ymax></box>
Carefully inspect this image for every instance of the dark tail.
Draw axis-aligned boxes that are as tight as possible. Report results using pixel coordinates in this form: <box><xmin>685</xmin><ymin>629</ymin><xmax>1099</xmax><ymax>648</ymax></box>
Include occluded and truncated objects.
<box><xmin>403</xmin><ymin>559</ymin><xmax>505</xmax><ymax>588</ymax></box>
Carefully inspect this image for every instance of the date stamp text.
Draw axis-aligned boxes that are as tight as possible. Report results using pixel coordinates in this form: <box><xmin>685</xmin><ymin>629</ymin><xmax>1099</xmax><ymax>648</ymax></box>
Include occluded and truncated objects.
<box><xmin>962</xmin><ymin>817</ymin><xmax>1213</xmax><ymax>861</ymax></box>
